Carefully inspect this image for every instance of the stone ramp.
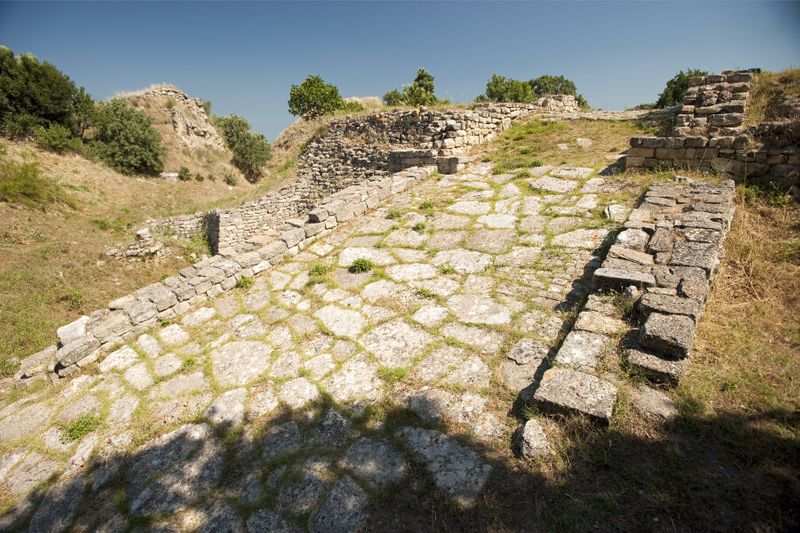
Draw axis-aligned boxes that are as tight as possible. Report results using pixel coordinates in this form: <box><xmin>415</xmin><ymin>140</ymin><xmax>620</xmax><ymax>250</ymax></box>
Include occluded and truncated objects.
<box><xmin>1</xmin><ymin>159</ymin><xmax>642</xmax><ymax>530</ymax></box>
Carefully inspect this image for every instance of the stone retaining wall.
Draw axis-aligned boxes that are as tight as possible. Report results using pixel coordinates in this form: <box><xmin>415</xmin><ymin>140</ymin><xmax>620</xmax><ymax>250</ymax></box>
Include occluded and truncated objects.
<box><xmin>16</xmin><ymin>166</ymin><xmax>435</xmax><ymax>384</ymax></box>
<box><xmin>626</xmin><ymin>70</ymin><xmax>799</xmax><ymax>189</ymax></box>
<box><xmin>151</xmin><ymin>99</ymin><xmax>581</xmax><ymax>252</ymax></box>
<box><xmin>533</xmin><ymin>178</ymin><xmax>736</xmax><ymax>422</ymax></box>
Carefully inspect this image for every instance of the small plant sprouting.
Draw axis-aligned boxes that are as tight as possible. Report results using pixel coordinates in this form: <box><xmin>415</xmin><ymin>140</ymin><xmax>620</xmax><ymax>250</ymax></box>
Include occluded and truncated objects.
<box><xmin>438</xmin><ymin>264</ymin><xmax>456</xmax><ymax>275</ymax></box>
<box><xmin>387</xmin><ymin>209</ymin><xmax>403</xmax><ymax>220</ymax></box>
<box><xmin>183</xmin><ymin>357</ymin><xmax>196</xmax><ymax>369</ymax></box>
<box><xmin>178</xmin><ymin>166</ymin><xmax>191</xmax><ymax>181</ymax></box>
<box><xmin>377</xmin><ymin>366</ymin><xmax>409</xmax><ymax>383</ymax></box>
<box><xmin>412</xmin><ymin>221</ymin><xmax>427</xmax><ymax>232</ymax></box>
<box><xmin>349</xmin><ymin>258</ymin><xmax>374</xmax><ymax>273</ymax></box>
<box><xmin>65</xmin><ymin>415</ymin><xmax>101</xmax><ymax>441</ymax></box>
<box><xmin>310</xmin><ymin>263</ymin><xmax>332</xmax><ymax>277</ymax></box>
<box><xmin>236</xmin><ymin>276</ymin><xmax>254</xmax><ymax>289</ymax></box>
<box><xmin>419</xmin><ymin>201</ymin><xmax>434</xmax><ymax>210</ymax></box>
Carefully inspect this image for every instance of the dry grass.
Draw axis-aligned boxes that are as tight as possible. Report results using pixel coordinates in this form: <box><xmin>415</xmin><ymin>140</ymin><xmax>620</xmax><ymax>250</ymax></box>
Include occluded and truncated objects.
<box><xmin>746</xmin><ymin>68</ymin><xmax>800</xmax><ymax>126</ymax></box>
<box><xmin>0</xmin><ymin>139</ymin><xmax>264</xmax><ymax>374</ymax></box>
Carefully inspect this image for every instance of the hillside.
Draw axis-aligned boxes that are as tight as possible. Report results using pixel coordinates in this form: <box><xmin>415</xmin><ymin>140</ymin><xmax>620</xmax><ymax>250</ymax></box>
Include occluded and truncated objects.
<box><xmin>118</xmin><ymin>84</ymin><xmax>244</xmax><ymax>180</ymax></box>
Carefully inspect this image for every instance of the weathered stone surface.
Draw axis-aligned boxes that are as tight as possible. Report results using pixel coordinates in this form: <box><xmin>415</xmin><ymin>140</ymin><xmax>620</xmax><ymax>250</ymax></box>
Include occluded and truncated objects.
<box><xmin>447</xmin><ymin>294</ymin><xmax>511</xmax><ymax>325</ymax></box>
<box><xmin>0</xmin><ymin>402</ymin><xmax>54</xmax><ymax>445</ymax></box>
<box><xmin>128</xmin><ymin>423</ymin><xmax>222</xmax><ymax>517</ymax></box>
<box><xmin>630</xmin><ymin>386</ymin><xmax>679</xmax><ymax>421</ymax></box>
<box><xmin>640</xmin><ymin>312</ymin><xmax>695</xmax><ymax>358</ymax></box>
<box><xmin>339</xmin><ymin>247</ymin><xmax>396</xmax><ymax>267</ymax></box>
<box><xmin>323</xmin><ymin>355</ymin><xmax>382</xmax><ymax>404</ymax></box>
<box><xmin>550</xmin><ymin>166</ymin><xmax>593</xmax><ymax>179</ymax></box>
<box><xmin>441</xmin><ymin>323</ymin><xmax>504</xmax><ymax>353</ymax></box>
<box><xmin>554</xmin><ymin>330</ymin><xmax>609</xmax><ymax>371</ymax></box>
<box><xmin>341</xmin><ymin>437</ymin><xmax>408</xmax><ymax>488</ymax></box>
<box><xmin>639</xmin><ymin>293</ymin><xmax>701</xmax><ymax>319</ymax></box>
<box><xmin>3</xmin><ymin>451</ymin><xmax>61</xmax><ymax>495</ymax></box>
<box><xmin>149</xmin><ymin>372</ymin><xmax>211</xmax><ymax>400</ymax></box>
<box><xmin>57</xmin><ymin>315</ymin><xmax>90</xmax><ymax>346</ymax></box>
<box><xmin>396</xmin><ymin>426</ymin><xmax>492</xmax><ymax>507</ymax></box>
<box><xmin>181</xmin><ymin>306</ymin><xmax>216</xmax><ymax>327</ymax></box>
<box><xmin>412</xmin><ymin>304</ymin><xmax>449</xmax><ymax>327</ymax></box>
<box><xmin>466</xmin><ymin>229</ymin><xmax>516</xmax><ymax>254</ymax></box>
<box><xmin>593</xmin><ymin>267</ymin><xmax>655</xmax><ymax>290</ymax></box>
<box><xmin>447</xmin><ymin>200</ymin><xmax>491</xmax><ymax>215</ymax></box>
<box><xmin>529</xmin><ymin>176</ymin><xmax>578</xmax><ymax>193</ymax></box>
<box><xmin>247</xmin><ymin>509</ymin><xmax>302</xmax><ymax>533</ymax></box>
<box><xmin>205</xmin><ymin>388</ymin><xmax>246</xmax><ymax>427</ymax></box>
<box><xmin>514</xmin><ymin>419</ymin><xmax>552</xmax><ymax>459</ymax></box>
<box><xmin>574</xmin><ymin>311</ymin><xmax>627</xmax><ymax>335</ymax></box>
<box><xmin>124</xmin><ymin>362</ymin><xmax>153</xmax><ymax>390</ymax></box>
<box><xmin>279</xmin><ymin>378</ymin><xmax>320</xmax><ymax>410</ymax></box>
<box><xmin>160</xmin><ymin>324</ymin><xmax>190</xmax><ymax>346</ymax></box>
<box><xmin>615</xmin><ymin>228</ymin><xmax>649</xmax><ymax>251</ymax></box>
<box><xmin>309</xmin><ymin>475</ymin><xmax>368</xmax><ymax>533</ymax></box>
<box><xmin>534</xmin><ymin>368</ymin><xmax>617</xmax><ymax>422</ymax></box>
<box><xmin>211</xmin><ymin>341</ymin><xmax>272</xmax><ymax>387</ymax></box>
<box><xmin>442</xmin><ymin>355</ymin><xmax>492</xmax><ymax>389</ymax></box>
<box><xmin>431</xmin><ymin>249</ymin><xmax>492</xmax><ymax>274</ymax></box>
<box><xmin>262</xmin><ymin>422</ymin><xmax>302</xmax><ymax>462</ymax></box>
<box><xmin>314</xmin><ymin>305</ymin><xmax>366</xmax><ymax>339</ymax></box>
<box><xmin>99</xmin><ymin>345</ymin><xmax>139</xmax><ymax>372</ymax></box>
<box><xmin>552</xmin><ymin>228</ymin><xmax>609</xmax><ymax>249</ymax></box>
<box><xmin>137</xmin><ymin>333</ymin><xmax>161</xmax><ymax>358</ymax></box>
<box><xmin>361</xmin><ymin>320</ymin><xmax>433</xmax><ymax>368</ymax></box>
<box><xmin>28</xmin><ymin>475</ymin><xmax>85</xmax><ymax>533</ymax></box>
<box><xmin>386</xmin><ymin>263</ymin><xmax>438</xmax><ymax>282</ymax></box>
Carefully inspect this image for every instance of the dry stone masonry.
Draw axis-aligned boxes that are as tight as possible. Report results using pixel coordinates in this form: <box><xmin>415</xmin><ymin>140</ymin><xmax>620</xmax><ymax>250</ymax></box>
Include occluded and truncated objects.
<box><xmin>2</xmin><ymin>155</ymin><xmax>650</xmax><ymax>530</ymax></box>
<box><xmin>627</xmin><ymin>70</ymin><xmax>799</xmax><ymax>190</ymax></box>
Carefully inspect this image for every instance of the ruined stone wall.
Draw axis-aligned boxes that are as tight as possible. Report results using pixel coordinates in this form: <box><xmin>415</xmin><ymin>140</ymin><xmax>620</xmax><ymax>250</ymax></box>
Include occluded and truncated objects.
<box><xmin>626</xmin><ymin>70</ymin><xmax>799</xmax><ymax>189</ymax></box>
<box><xmin>149</xmin><ymin>98</ymin><xmax>580</xmax><ymax>252</ymax></box>
<box><xmin>17</xmin><ymin>166</ymin><xmax>435</xmax><ymax>383</ymax></box>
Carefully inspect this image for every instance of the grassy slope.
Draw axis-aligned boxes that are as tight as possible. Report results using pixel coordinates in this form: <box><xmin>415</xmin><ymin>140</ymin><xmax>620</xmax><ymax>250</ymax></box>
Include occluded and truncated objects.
<box><xmin>745</xmin><ymin>68</ymin><xmax>800</xmax><ymax>127</ymax></box>
<box><xmin>0</xmin><ymin>140</ymin><xmax>264</xmax><ymax>374</ymax></box>
<box><xmin>368</xmin><ymin>117</ymin><xmax>800</xmax><ymax>531</ymax></box>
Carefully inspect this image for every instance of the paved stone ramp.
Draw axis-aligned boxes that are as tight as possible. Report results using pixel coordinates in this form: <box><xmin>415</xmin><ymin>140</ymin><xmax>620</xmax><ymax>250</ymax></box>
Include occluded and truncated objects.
<box><xmin>0</xmin><ymin>161</ymin><xmax>639</xmax><ymax>531</ymax></box>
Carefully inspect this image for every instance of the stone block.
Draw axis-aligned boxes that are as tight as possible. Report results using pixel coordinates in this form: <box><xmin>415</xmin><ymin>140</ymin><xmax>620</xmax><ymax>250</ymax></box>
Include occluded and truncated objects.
<box><xmin>628</xmin><ymin>147</ymin><xmax>654</xmax><ymax>158</ymax></box>
<box><xmin>304</xmin><ymin>222</ymin><xmax>326</xmax><ymax>238</ymax></box>
<box><xmin>640</xmin><ymin>312</ymin><xmax>695</xmax><ymax>358</ymax></box>
<box><xmin>592</xmin><ymin>267</ymin><xmax>655</xmax><ymax>291</ymax></box>
<box><xmin>624</xmin><ymin>347</ymin><xmax>687</xmax><ymax>385</ymax></box>
<box><xmin>554</xmin><ymin>330</ymin><xmax>609</xmax><ymax>371</ymax></box>
<box><xmin>308</xmin><ymin>208</ymin><xmax>329</xmax><ymax>223</ymax></box>
<box><xmin>280</xmin><ymin>228</ymin><xmax>305</xmax><ymax>247</ymax></box>
<box><xmin>533</xmin><ymin>368</ymin><xmax>617</xmax><ymax>423</ymax></box>
<box><xmin>57</xmin><ymin>316</ymin><xmax>90</xmax><ymax>347</ymax></box>
<box><xmin>56</xmin><ymin>335</ymin><xmax>100</xmax><ymax>367</ymax></box>
<box><xmin>639</xmin><ymin>293</ymin><xmax>701</xmax><ymax>320</ymax></box>
<box><xmin>608</xmin><ymin>244</ymin><xmax>654</xmax><ymax>265</ymax></box>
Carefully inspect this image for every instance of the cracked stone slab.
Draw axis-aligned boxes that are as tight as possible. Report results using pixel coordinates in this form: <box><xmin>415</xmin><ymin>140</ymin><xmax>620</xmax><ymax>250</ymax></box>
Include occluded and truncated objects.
<box><xmin>205</xmin><ymin>388</ymin><xmax>246</xmax><ymax>427</ymax></box>
<box><xmin>322</xmin><ymin>354</ymin><xmax>382</xmax><ymax>404</ymax></box>
<box><xmin>553</xmin><ymin>330</ymin><xmax>609</xmax><ymax>371</ymax></box>
<box><xmin>396</xmin><ymin>426</ymin><xmax>492</xmax><ymax>507</ymax></box>
<box><xmin>552</xmin><ymin>228</ymin><xmax>610</xmax><ymax>249</ymax></box>
<box><xmin>384</xmin><ymin>228</ymin><xmax>428</xmax><ymax>248</ymax></box>
<box><xmin>477</xmin><ymin>213</ymin><xmax>516</xmax><ymax>229</ymax></box>
<box><xmin>412</xmin><ymin>304</ymin><xmax>449</xmax><ymax>327</ymax></box>
<box><xmin>431</xmin><ymin>249</ymin><xmax>492</xmax><ymax>274</ymax></box>
<box><xmin>339</xmin><ymin>247</ymin><xmax>396</xmax><ymax>267</ymax></box>
<box><xmin>447</xmin><ymin>294</ymin><xmax>511</xmax><ymax>325</ymax></box>
<box><xmin>442</xmin><ymin>355</ymin><xmax>492</xmax><ymax>389</ymax></box>
<box><xmin>309</xmin><ymin>475</ymin><xmax>368</xmax><ymax>533</ymax></box>
<box><xmin>99</xmin><ymin>345</ymin><xmax>139</xmax><ymax>373</ymax></box>
<box><xmin>465</xmin><ymin>229</ymin><xmax>516</xmax><ymax>254</ymax></box>
<box><xmin>529</xmin><ymin>175</ymin><xmax>579</xmax><ymax>193</ymax></box>
<box><xmin>27</xmin><ymin>475</ymin><xmax>85</xmax><ymax>533</ymax></box>
<box><xmin>534</xmin><ymin>368</ymin><xmax>617</xmax><ymax>423</ymax></box>
<box><xmin>148</xmin><ymin>372</ymin><xmax>211</xmax><ymax>400</ymax></box>
<box><xmin>262</xmin><ymin>422</ymin><xmax>302</xmax><ymax>462</ymax></box>
<box><xmin>341</xmin><ymin>437</ymin><xmax>408</xmax><ymax>488</ymax></box>
<box><xmin>360</xmin><ymin>319</ymin><xmax>433</xmax><ymax>368</ymax></box>
<box><xmin>514</xmin><ymin>419</ymin><xmax>552</xmax><ymax>459</ymax></box>
<box><xmin>0</xmin><ymin>402</ymin><xmax>54</xmax><ymax>445</ymax></box>
<box><xmin>386</xmin><ymin>263</ymin><xmax>438</xmax><ymax>282</ymax></box>
<box><xmin>447</xmin><ymin>201</ymin><xmax>491</xmax><ymax>215</ymax></box>
<box><xmin>247</xmin><ymin>509</ymin><xmax>302</xmax><ymax>533</ymax></box>
<box><xmin>211</xmin><ymin>341</ymin><xmax>272</xmax><ymax>387</ymax></box>
<box><xmin>279</xmin><ymin>378</ymin><xmax>320</xmax><ymax>410</ymax></box>
<box><xmin>441</xmin><ymin>323</ymin><xmax>504</xmax><ymax>353</ymax></box>
<box><xmin>640</xmin><ymin>312</ymin><xmax>695</xmax><ymax>359</ymax></box>
<box><xmin>2</xmin><ymin>451</ymin><xmax>61</xmax><ymax>495</ymax></box>
<box><xmin>550</xmin><ymin>167</ymin><xmax>593</xmax><ymax>179</ymax></box>
<box><xmin>159</xmin><ymin>324</ymin><xmax>189</xmax><ymax>346</ymax></box>
<box><xmin>314</xmin><ymin>305</ymin><xmax>366</xmax><ymax>339</ymax></box>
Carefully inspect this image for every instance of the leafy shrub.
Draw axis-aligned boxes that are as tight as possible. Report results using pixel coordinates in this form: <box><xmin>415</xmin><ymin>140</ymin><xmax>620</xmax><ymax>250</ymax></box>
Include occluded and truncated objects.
<box><xmin>178</xmin><ymin>166</ymin><xmax>191</xmax><ymax>181</ymax></box>
<box><xmin>656</xmin><ymin>69</ymin><xmax>708</xmax><ymax>108</ymax></box>
<box><xmin>412</xmin><ymin>221</ymin><xmax>427</xmax><ymax>232</ymax></box>
<box><xmin>477</xmin><ymin>73</ymin><xmax>589</xmax><ymax>109</ymax></box>
<box><xmin>2</xmin><ymin>112</ymin><xmax>43</xmax><ymax>139</ymax></box>
<box><xmin>223</xmin><ymin>172</ymin><xmax>238</xmax><ymax>186</ymax></box>
<box><xmin>310</xmin><ymin>263</ymin><xmax>332</xmax><ymax>276</ymax></box>
<box><xmin>235</xmin><ymin>276</ymin><xmax>254</xmax><ymax>289</ymax></box>
<box><xmin>195</xmin><ymin>173</ymin><xmax>204</xmax><ymax>182</ymax></box>
<box><xmin>340</xmin><ymin>100</ymin><xmax>364</xmax><ymax>113</ymax></box>
<box><xmin>349</xmin><ymin>258</ymin><xmax>373</xmax><ymax>273</ymax></box>
<box><xmin>0</xmin><ymin>146</ymin><xmax>74</xmax><ymax>208</ymax></box>
<box><xmin>383</xmin><ymin>68</ymin><xmax>442</xmax><ymax>107</ymax></box>
<box><xmin>386</xmin><ymin>209</ymin><xmax>403</xmax><ymax>220</ymax></box>
<box><xmin>35</xmin><ymin>123</ymin><xmax>78</xmax><ymax>153</ymax></box>
<box><xmin>215</xmin><ymin>114</ymin><xmax>271</xmax><ymax>182</ymax></box>
<box><xmin>93</xmin><ymin>99</ymin><xmax>164</xmax><ymax>175</ymax></box>
<box><xmin>288</xmin><ymin>75</ymin><xmax>344</xmax><ymax>118</ymax></box>
<box><xmin>59</xmin><ymin>288</ymin><xmax>85</xmax><ymax>311</ymax></box>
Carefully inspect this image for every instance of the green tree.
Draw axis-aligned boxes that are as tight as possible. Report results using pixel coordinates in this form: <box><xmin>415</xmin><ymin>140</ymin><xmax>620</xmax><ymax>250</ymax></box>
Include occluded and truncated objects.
<box><xmin>481</xmin><ymin>75</ymin><xmax>535</xmax><ymax>103</ymax></box>
<box><xmin>383</xmin><ymin>68</ymin><xmax>441</xmax><ymax>107</ymax></box>
<box><xmin>288</xmin><ymin>75</ymin><xmax>344</xmax><ymax>118</ymax></box>
<box><xmin>93</xmin><ymin>99</ymin><xmax>164</xmax><ymax>175</ymax></box>
<box><xmin>215</xmin><ymin>114</ymin><xmax>271</xmax><ymax>182</ymax></box>
<box><xmin>656</xmin><ymin>69</ymin><xmax>708</xmax><ymax>108</ymax></box>
<box><xmin>529</xmin><ymin>74</ymin><xmax>577</xmax><ymax>97</ymax></box>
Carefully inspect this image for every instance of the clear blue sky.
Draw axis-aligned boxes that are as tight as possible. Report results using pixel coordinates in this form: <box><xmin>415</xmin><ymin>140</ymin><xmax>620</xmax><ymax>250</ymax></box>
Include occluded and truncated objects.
<box><xmin>1</xmin><ymin>1</ymin><xmax>798</xmax><ymax>140</ymax></box>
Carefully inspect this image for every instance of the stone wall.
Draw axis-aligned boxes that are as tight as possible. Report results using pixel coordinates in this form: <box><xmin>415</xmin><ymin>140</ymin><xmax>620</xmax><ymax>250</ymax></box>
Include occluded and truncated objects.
<box><xmin>533</xmin><ymin>178</ymin><xmax>736</xmax><ymax>423</ymax></box>
<box><xmin>16</xmin><ymin>166</ymin><xmax>435</xmax><ymax>383</ymax></box>
<box><xmin>150</xmin><ymin>98</ymin><xmax>581</xmax><ymax>252</ymax></box>
<box><xmin>626</xmin><ymin>70</ymin><xmax>799</xmax><ymax>189</ymax></box>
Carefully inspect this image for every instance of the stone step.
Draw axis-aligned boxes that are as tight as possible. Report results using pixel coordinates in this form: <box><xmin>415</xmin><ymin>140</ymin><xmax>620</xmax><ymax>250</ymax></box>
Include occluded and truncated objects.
<box><xmin>533</xmin><ymin>368</ymin><xmax>618</xmax><ymax>423</ymax></box>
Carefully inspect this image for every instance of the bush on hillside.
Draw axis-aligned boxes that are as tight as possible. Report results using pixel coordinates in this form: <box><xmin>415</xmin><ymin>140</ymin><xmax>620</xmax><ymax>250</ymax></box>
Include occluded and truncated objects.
<box><xmin>288</xmin><ymin>75</ymin><xmax>344</xmax><ymax>118</ymax></box>
<box><xmin>383</xmin><ymin>68</ymin><xmax>443</xmax><ymax>107</ymax></box>
<box><xmin>476</xmin><ymin>73</ymin><xmax>590</xmax><ymax>109</ymax></box>
<box><xmin>35</xmin><ymin>123</ymin><xmax>79</xmax><ymax>153</ymax></box>
<box><xmin>656</xmin><ymin>69</ymin><xmax>708</xmax><ymax>108</ymax></box>
<box><xmin>215</xmin><ymin>114</ymin><xmax>271</xmax><ymax>183</ymax></box>
<box><xmin>93</xmin><ymin>99</ymin><xmax>165</xmax><ymax>175</ymax></box>
<box><xmin>0</xmin><ymin>46</ymin><xmax>91</xmax><ymax>138</ymax></box>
